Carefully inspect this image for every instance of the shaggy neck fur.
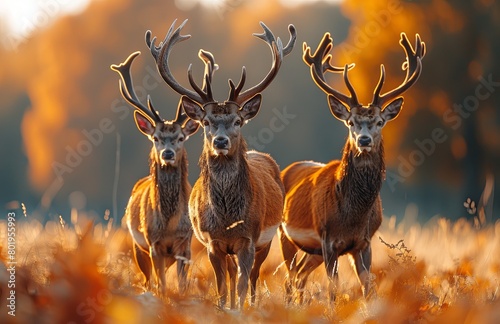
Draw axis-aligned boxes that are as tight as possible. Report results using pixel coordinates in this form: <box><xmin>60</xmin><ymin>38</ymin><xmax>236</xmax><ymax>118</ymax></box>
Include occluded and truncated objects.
<box><xmin>336</xmin><ymin>139</ymin><xmax>385</xmax><ymax>219</ymax></box>
<box><xmin>199</xmin><ymin>136</ymin><xmax>252</xmax><ymax>222</ymax></box>
<box><xmin>150</xmin><ymin>148</ymin><xmax>189</xmax><ymax>217</ymax></box>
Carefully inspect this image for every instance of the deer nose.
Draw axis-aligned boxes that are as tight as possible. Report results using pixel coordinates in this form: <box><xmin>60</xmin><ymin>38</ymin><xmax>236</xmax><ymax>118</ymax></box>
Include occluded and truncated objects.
<box><xmin>358</xmin><ymin>135</ymin><xmax>372</xmax><ymax>147</ymax></box>
<box><xmin>162</xmin><ymin>150</ymin><xmax>175</xmax><ymax>160</ymax></box>
<box><xmin>213</xmin><ymin>137</ymin><xmax>229</xmax><ymax>149</ymax></box>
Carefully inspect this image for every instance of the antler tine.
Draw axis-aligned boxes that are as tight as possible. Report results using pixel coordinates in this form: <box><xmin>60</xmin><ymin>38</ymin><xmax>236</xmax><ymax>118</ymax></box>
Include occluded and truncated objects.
<box><xmin>372</xmin><ymin>64</ymin><xmax>386</xmax><ymax>104</ymax></box>
<box><xmin>303</xmin><ymin>34</ymin><xmax>352</xmax><ymax>73</ymax></box>
<box><xmin>228</xmin><ymin>66</ymin><xmax>247</xmax><ymax>102</ymax></box>
<box><xmin>282</xmin><ymin>24</ymin><xmax>297</xmax><ymax>57</ymax></box>
<box><xmin>173</xmin><ymin>99</ymin><xmax>188</xmax><ymax>125</ymax></box>
<box><xmin>372</xmin><ymin>32</ymin><xmax>425</xmax><ymax>108</ymax></box>
<box><xmin>400</xmin><ymin>33</ymin><xmax>426</xmax><ymax>79</ymax></box>
<box><xmin>231</xmin><ymin>22</ymin><xmax>297</xmax><ymax>105</ymax></box>
<box><xmin>303</xmin><ymin>33</ymin><xmax>358</xmax><ymax>107</ymax></box>
<box><xmin>145</xmin><ymin>19</ymin><xmax>206</xmax><ymax>104</ymax></box>
<box><xmin>146</xmin><ymin>95</ymin><xmax>162</xmax><ymax>122</ymax></box>
<box><xmin>198</xmin><ymin>49</ymin><xmax>219</xmax><ymax>92</ymax></box>
<box><xmin>187</xmin><ymin>64</ymin><xmax>213</xmax><ymax>102</ymax></box>
<box><xmin>110</xmin><ymin>51</ymin><xmax>163</xmax><ymax>123</ymax></box>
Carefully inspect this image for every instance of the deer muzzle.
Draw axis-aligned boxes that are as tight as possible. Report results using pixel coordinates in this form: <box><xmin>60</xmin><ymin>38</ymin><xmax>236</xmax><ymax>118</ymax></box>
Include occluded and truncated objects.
<box><xmin>212</xmin><ymin>136</ymin><xmax>230</xmax><ymax>156</ymax></box>
<box><xmin>160</xmin><ymin>149</ymin><xmax>176</xmax><ymax>166</ymax></box>
<box><xmin>357</xmin><ymin>135</ymin><xmax>372</xmax><ymax>153</ymax></box>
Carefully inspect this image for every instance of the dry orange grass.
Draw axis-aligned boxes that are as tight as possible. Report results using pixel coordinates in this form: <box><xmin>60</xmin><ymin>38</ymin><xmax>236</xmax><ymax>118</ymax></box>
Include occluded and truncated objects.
<box><xmin>1</xmin><ymin>211</ymin><xmax>499</xmax><ymax>323</ymax></box>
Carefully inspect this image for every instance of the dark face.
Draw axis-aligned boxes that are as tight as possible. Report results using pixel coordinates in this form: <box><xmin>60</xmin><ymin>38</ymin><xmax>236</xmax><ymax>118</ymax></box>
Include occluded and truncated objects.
<box><xmin>134</xmin><ymin>111</ymin><xmax>199</xmax><ymax>166</ymax></box>
<box><xmin>344</xmin><ymin>106</ymin><xmax>385</xmax><ymax>153</ymax></box>
<box><xmin>328</xmin><ymin>95</ymin><xmax>404</xmax><ymax>154</ymax></box>
<box><xmin>181</xmin><ymin>94</ymin><xmax>262</xmax><ymax>157</ymax></box>
<box><xmin>200</xmin><ymin>102</ymin><xmax>243</xmax><ymax>156</ymax></box>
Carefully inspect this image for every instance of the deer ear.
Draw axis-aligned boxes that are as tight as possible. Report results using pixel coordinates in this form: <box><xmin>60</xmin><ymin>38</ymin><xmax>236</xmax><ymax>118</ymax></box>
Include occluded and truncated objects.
<box><xmin>328</xmin><ymin>95</ymin><xmax>350</xmax><ymax>121</ymax></box>
<box><xmin>181</xmin><ymin>96</ymin><xmax>205</xmax><ymax>121</ymax></box>
<box><xmin>134</xmin><ymin>110</ymin><xmax>156</xmax><ymax>136</ymax></box>
<box><xmin>381</xmin><ymin>97</ymin><xmax>403</xmax><ymax>122</ymax></box>
<box><xmin>240</xmin><ymin>94</ymin><xmax>262</xmax><ymax>121</ymax></box>
<box><xmin>182</xmin><ymin>119</ymin><xmax>200</xmax><ymax>137</ymax></box>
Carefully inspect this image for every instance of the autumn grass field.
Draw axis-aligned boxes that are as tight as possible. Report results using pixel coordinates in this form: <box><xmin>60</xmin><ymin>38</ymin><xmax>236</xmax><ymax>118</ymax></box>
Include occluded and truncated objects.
<box><xmin>1</xmin><ymin>210</ymin><xmax>499</xmax><ymax>323</ymax></box>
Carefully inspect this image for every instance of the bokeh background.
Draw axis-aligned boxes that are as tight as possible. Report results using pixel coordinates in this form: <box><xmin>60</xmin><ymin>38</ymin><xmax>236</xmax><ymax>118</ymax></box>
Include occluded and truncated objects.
<box><xmin>1</xmin><ymin>0</ymin><xmax>499</xmax><ymax>223</ymax></box>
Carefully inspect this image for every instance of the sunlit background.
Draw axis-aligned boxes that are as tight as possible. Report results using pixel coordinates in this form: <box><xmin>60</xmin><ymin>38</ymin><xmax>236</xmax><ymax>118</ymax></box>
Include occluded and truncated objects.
<box><xmin>0</xmin><ymin>0</ymin><xmax>498</xmax><ymax>223</ymax></box>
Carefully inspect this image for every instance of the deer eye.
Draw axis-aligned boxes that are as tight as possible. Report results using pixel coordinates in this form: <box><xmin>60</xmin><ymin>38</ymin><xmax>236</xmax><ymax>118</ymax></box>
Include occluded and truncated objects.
<box><xmin>347</xmin><ymin>120</ymin><xmax>354</xmax><ymax>127</ymax></box>
<box><xmin>203</xmin><ymin>120</ymin><xmax>209</xmax><ymax>127</ymax></box>
<box><xmin>153</xmin><ymin>136</ymin><xmax>159</xmax><ymax>142</ymax></box>
<box><xmin>377</xmin><ymin>121</ymin><xmax>383</xmax><ymax>127</ymax></box>
<box><xmin>178</xmin><ymin>136</ymin><xmax>184</xmax><ymax>142</ymax></box>
<box><xmin>234</xmin><ymin>119</ymin><xmax>242</xmax><ymax>127</ymax></box>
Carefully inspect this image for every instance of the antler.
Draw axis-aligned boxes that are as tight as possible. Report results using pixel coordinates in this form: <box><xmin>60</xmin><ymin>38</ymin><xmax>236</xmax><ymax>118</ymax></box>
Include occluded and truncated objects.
<box><xmin>110</xmin><ymin>52</ymin><xmax>192</xmax><ymax>125</ymax></box>
<box><xmin>199</xmin><ymin>49</ymin><xmax>218</xmax><ymax>93</ymax></box>
<box><xmin>146</xmin><ymin>19</ymin><xmax>214</xmax><ymax>104</ymax></box>
<box><xmin>110</xmin><ymin>51</ymin><xmax>163</xmax><ymax>123</ymax></box>
<box><xmin>303</xmin><ymin>33</ymin><xmax>357</xmax><ymax>108</ymax></box>
<box><xmin>228</xmin><ymin>22</ymin><xmax>297</xmax><ymax>105</ymax></box>
<box><xmin>371</xmin><ymin>33</ymin><xmax>425</xmax><ymax>108</ymax></box>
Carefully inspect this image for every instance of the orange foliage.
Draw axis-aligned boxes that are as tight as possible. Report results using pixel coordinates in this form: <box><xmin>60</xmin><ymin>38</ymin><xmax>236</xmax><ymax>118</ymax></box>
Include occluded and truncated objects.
<box><xmin>1</xmin><ymin>215</ymin><xmax>499</xmax><ymax>323</ymax></box>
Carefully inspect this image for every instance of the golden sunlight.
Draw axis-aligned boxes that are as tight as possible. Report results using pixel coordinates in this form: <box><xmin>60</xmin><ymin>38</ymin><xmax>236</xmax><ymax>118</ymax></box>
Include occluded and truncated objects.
<box><xmin>176</xmin><ymin>0</ymin><xmax>343</xmax><ymax>11</ymax></box>
<box><xmin>279</xmin><ymin>0</ymin><xmax>343</xmax><ymax>8</ymax></box>
<box><xmin>0</xmin><ymin>0</ymin><xmax>89</xmax><ymax>40</ymax></box>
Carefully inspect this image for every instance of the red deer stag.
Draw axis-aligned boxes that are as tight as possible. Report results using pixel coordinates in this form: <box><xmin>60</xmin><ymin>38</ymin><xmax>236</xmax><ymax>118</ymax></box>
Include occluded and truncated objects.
<box><xmin>278</xmin><ymin>32</ymin><xmax>425</xmax><ymax>303</ymax></box>
<box><xmin>145</xmin><ymin>19</ymin><xmax>296</xmax><ymax>308</ymax></box>
<box><xmin>110</xmin><ymin>51</ymin><xmax>204</xmax><ymax>295</ymax></box>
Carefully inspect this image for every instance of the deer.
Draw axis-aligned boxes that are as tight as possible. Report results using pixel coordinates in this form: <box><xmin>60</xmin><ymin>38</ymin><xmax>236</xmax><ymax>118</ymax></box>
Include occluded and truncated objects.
<box><xmin>110</xmin><ymin>50</ymin><xmax>205</xmax><ymax>295</ymax></box>
<box><xmin>278</xmin><ymin>32</ymin><xmax>425</xmax><ymax>303</ymax></box>
<box><xmin>145</xmin><ymin>19</ymin><xmax>296</xmax><ymax>308</ymax></box>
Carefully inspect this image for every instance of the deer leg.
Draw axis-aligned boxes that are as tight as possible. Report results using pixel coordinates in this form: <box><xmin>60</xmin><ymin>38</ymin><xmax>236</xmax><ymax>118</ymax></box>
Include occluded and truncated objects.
<box><xmin>151</xmin><ymin>254</ymin><xmax>166</xmax><ymax>296</ymax></box>
<box><xmin>353</xmin><ymin>244</ymin><xmax>375</xmax><ymax>299</ymax></box>
<box><xmin>208</xmin><ymin>244</ymin><xmax>228</xmax><ymax>308</ymax></box>
<box><xmin>236</xmin><ymin>240</ymin><xmax>255</xmax><ymax>309</ymax></box>
<box><xmin>227</xmin><ymin>255</ymin><xmax>238</xmax><ymax>309</ymax></box>
<box><xmin>176</xmin><ymin>240</ymin><xmax>192</xmax><ymax>295</ymax></box>
<box><xmin>322</xmin><ymin>240</ymin><xmax>339</xmax><ymax>303</ymax></box>
<box><xmin>151</xmin><ymin>241</ymin><xmax>175</xmax><ymax>296</ymax></box>
<box><xmin>294</xmin><ymin>253</ymin><xmax>323</xmax><ymax>304</ymax></box>
<box><xmin>278</xmin><ymin>225</ymin><xmax>299</xmax><ymax>303</ymax></box>
<box><xmin>161</xmin><ymin>256</ymin><xmax>176</xmax><ymax>294</ymax></box>
<box><xmin>133</xmin><ymin>243</ymin><xmax>152</xmax><ymax>287</ymax></box>
<box><xmin>249</xmin><ymin>242</ymin><xmax>272</xmax><ymax>305</ymax></box>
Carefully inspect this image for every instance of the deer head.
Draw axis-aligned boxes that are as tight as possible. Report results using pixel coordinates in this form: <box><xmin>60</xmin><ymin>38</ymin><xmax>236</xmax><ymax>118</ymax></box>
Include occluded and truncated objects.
<box><xmin>304</xmin><ymin>32</ymin><xmax>425</xmax><ymax>155</ymax></box>
<box><xmin>110</xmin><ymin>52</ymin><xmax>200</xmax><ymax>167</ymax></box>
<box><xmin>146</xmin><ymin>19</ymin><xmax>296</xmax><ymax>158</ymax></box>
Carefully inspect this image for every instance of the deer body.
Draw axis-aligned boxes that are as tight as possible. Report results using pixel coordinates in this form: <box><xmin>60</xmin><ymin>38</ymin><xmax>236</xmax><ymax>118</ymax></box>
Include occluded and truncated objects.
<box><xmin>145</xmin><ymin>20</ymin><xmax>296</xmax><ymax>308</ymax></box>
<box><xmin>279</xmin><ymin>136</ymin><xmax>385</xmax><ymax>301</ymax></box>
<box><xmin>125</xmin><ymin>137</ymin><xmax>193</xmax><ymax>294</ymax></box>
<box><xmin>111</xmin><ymin>52</ymin><xmax>199</xmax><ymax>295</ymax></box>
<box><xmin>189</xmin><ymin>130</ymin><xmax>284</xmax><ymax>308</ymax></box>
<box><xmin>279</xmin><ymin>32</ymin><xmax>425</xmax><ymax>303</ymax></box>
<box><xmin>191</xmin><ymin>149</ymin><xmax>283</xmax><ymax>249</ymax></box>
<box><xmin>182</xmin><ymin>98</ymin><xmax>285</xmax><ymax>309</ymax></box>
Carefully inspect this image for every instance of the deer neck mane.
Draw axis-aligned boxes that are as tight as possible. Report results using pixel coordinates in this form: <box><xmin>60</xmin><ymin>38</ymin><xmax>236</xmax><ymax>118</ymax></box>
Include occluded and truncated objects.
<box><xmin>199</xmin><ymin>137</ymin><xmax>252</xmax><ymax>218</ymax></box>
<box><xmin>149</xmin><ymin>148</ymin><xmax>188</xmax><ymax>216</ymax></box>
<box><xmin>336</xmin><ymin>138</ymin><xmax>385</xmax><ymax>217</ymax></box>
